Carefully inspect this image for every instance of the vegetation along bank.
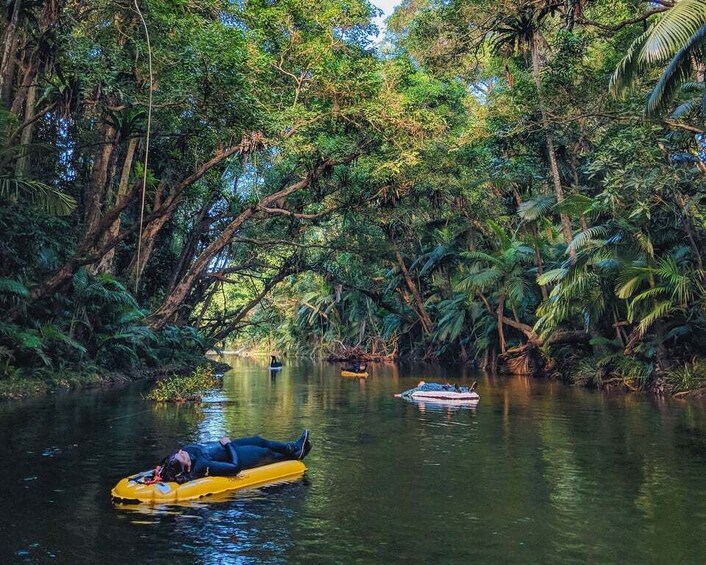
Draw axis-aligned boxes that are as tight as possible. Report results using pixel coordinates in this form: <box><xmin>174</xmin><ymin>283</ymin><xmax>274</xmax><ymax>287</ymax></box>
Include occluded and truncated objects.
<box><xmin>2</xmin><ymin>0</ymin><xmax>706</xmax><ymax>397</ymax></box>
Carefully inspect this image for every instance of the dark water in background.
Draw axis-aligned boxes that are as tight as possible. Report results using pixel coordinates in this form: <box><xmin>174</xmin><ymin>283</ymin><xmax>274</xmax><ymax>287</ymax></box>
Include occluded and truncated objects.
<box><xmin>2</xmin><ymin>357</ymin><xmax>706</xmax><ymax>563</ymax></box>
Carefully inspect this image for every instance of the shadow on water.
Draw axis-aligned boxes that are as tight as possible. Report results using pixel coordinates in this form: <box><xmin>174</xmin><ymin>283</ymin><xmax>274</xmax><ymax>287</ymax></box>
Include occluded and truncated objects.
<box><xmin>2</xmin><ymin>357</ymin><xmax>706</xmax><ymax>563</ymax></box>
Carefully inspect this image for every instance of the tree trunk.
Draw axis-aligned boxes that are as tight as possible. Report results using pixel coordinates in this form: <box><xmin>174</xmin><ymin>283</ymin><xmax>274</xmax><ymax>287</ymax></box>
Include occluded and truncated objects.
<box><xmin>530</xmin><ymin>31</ymin><xmax>574</xmax><ymax>251</ymax></box>
<box><xmin>129</xmin><ymin>210</ymin><xmax>171</xmax><ymax>281</ymax></box>
<box><xmin>570</xmin><ymin>153</ymin><xmax>589</xmax><ymax>232</ymax></box>
<box><xmin>0</xmin><ymin>0</ymin><xmax>22</xmax><ymax>108</ymax></box>
<box><xmin>15</xmin><ymin>76</ymin><xmax>36</xmax><ymax>176</ymax></box>
<box><xmin>167</xmin><ymin>204</ymin><xmax>210</xmax><ymax>291</ymax></box>
<box><xmin>92</xmin><ymin>136</ymin><xmax>139</xmax><ymax>275</ymax></box>
<box><xmin>129</xmin><ymin>145</ymin><xmax>249</xmax><ymax>281</ymax></box>
<box><xmin>84</xmin><ymin>119</ymin><xmax>117</xmax><ymax>236</ymax></box>
<box><xmin>394</xmin><ymin>249</ymin><xmax>432</xmax><ymax>334</ymax></box>
<box><xmin>13</xmin><ymin>145</ymin><xmax>248</xmax><ymax>317</ymax></box>
<box><xmin>206</xmin><ymin>265</ymin><xmax>294</xmax><ymax>341</ymax></box>
<box><xmin>10</xmin><ymin>0</ymin><xmax>62</xmax><ymax>118</ymax></box>
<box><xmin>147</xmin><ymin>155</ymin><xmax>357</xmax><ymax>330</ymax></box>
<box><xmin>532</xmin><ymin>224</ymin><xmax>548</xmax><ymax>300</ymax></box>
<box><xmin>10</xmin><ymin>52</ymin><xmax>35</xmax><ymax>117</ymax></box>
<box><xmin>496</xmin><ymin>292</ymin><xmax>506</xmax><ymax>354</ymax></box>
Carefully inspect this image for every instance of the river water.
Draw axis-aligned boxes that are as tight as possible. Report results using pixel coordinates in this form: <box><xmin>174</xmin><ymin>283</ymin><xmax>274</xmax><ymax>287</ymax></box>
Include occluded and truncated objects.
<box><xmin>1</xmin><ymin>357</ymin><xmax>706</xmax><ymax>563</ymax></box>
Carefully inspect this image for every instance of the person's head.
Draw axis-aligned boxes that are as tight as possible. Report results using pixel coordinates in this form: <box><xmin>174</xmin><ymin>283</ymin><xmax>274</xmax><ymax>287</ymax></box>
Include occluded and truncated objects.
<box><xmin>160</xmin><ymin>449</ymin><xmax>191</xmax><ymax>484</ymax></box>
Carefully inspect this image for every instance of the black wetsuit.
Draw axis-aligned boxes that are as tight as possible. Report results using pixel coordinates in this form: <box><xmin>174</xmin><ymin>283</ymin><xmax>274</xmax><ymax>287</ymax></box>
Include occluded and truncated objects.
<box><xmin>181</xmin><ymin>437</ymin><xmax>293</xmax><ymax>479</ymax></box>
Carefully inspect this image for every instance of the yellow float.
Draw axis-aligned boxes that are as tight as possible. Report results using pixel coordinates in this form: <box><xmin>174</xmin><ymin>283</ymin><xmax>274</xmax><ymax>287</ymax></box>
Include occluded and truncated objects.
<box><xmin>111</xmin><ymin>460</ymin><xmax>307</xmax><ymax>503</ymax></box>
<box><xmin>340</xmin><ymin>370</ymin><xmax>368</xmax><ymax>377</ymax></box>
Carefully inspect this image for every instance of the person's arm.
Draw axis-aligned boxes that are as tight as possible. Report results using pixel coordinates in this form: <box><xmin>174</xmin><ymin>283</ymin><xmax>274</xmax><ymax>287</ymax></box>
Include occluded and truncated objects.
<box><xmin>190</xmin><ymin>446</ymin><xmax>241</xmax><ymax>478</ymax></box>
<box><xmin>224</xmin><ymin>441</ymin><xmax>239</xmax><ymax>465</ymax></box>
<box><xmin>203</xmin><ymin>459</ymin><xmax>242</xmax><ymax>476</ymax></box>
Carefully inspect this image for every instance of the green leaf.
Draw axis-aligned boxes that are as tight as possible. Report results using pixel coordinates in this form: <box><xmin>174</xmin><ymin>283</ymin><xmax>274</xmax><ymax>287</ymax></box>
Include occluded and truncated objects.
<box><xmin>0</xmin><ymin>177</ymin><xmax>77</xmax><ymax>216</ymax></box>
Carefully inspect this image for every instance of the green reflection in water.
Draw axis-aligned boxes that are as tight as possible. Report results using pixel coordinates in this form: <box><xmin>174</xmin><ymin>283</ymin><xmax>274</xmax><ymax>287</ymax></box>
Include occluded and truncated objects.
<box><xmin>1</xmin><ymin>358</ymin><xmax>706</xmax><ymax>563</ymax></box>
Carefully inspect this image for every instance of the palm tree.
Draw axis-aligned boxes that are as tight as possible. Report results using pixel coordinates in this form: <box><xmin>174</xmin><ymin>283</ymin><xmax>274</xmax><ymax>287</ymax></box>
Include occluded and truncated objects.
<box><xmin>457</xmin><ymin>225</ymin><xmax>538</xmax><ymax>354</ymax></box>
<box><xmin>485</xmin><ymin>1</ymin><xmax>574</xmax><ymax>247</ymax></box>
<box><xmin>611</xmin><ymin>0</ymin><xmax>706</xmax><ymax>117</ymax></box>
<box><xmin>617</xmin><ymin>252</ymin><xmax>705</xmax><ymax>351</ymax></box>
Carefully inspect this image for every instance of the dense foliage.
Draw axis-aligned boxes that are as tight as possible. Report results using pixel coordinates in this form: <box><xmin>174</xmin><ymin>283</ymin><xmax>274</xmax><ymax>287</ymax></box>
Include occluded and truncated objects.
<box><xmin>3</xmin><ymin>0</ymin><xmax>706</xmax><ymax>394</ymax></box>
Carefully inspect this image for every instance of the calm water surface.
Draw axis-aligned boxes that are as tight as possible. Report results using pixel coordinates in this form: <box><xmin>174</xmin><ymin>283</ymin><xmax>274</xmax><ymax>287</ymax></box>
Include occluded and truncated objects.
<box><xmin>1</xmin><ymin>357</ymin><xmax>706</xmax><ymax>563</ymax></box>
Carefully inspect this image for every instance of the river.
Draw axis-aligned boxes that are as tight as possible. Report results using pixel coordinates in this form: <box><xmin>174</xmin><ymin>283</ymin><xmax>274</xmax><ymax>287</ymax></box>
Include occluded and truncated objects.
<box><xmin>1</xmin><ymin>356</ymin><xmax>706</xmax><ymax>563</ymax></box>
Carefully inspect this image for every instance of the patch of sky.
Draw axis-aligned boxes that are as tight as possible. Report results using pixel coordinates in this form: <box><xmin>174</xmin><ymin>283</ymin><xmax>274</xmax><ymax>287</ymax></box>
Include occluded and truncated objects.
<box><xmin>333</xmin><ymin>22</ymin><xmax>382</xmax><ymax>51</ymax></box>
<box><xmin>221</xmin><ymin>11</ymin><xmax>247</xmax><ymax>32</ymax></box>
<box><xmin>232</xmin><ymin>162</ymin><xmax>261</xmax><ymax>200</ymax></box>
<box><xmin>369</xmin><ymin>0</ymin><xmax>401</xmax><ymax>54</ymax></box>
<box><xmin>469</xmin><ymin>77</ymin><xmax>496</xmax><ymax>104</ymax></box>
<box><xmin>57</xmin><ymin>117</ymin><xmax>76</xmax><ymax>182</ymax></box>
<box><xmin>371</xmin><ymin>0</ymin><xmax>400</xmax><ymax>32</ymax></box>
<box><xmin>223</xmin><ymin>152</ymin><xmax>279</xmax><ymax>203</ymax></box>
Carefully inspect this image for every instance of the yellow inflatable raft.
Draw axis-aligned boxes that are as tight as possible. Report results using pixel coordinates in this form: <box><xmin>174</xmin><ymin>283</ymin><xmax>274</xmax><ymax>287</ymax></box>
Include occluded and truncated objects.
<box><xmin>341</xmin><ymin>370</ymin><xmax>368</xmax><ymax>377</ymax></box>
<box><xmin>111</xmin><ymin>460</ymin><xmax>307</xmax><ymax>503</ymax></box>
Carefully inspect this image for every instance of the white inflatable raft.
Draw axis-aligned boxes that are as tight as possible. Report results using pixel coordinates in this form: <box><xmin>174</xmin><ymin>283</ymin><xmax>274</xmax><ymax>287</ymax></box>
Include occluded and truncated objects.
<box><xmin>396</xmin><ymin>381</ymin><xmax>480</xmax><ymax>403</ymax></box>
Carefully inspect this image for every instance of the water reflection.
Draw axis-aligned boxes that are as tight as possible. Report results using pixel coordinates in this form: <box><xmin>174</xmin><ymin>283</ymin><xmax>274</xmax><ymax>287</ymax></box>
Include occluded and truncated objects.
<box><xmin>1</xmin><ymin>358</ymin><xmax>706</xmax><ymax>563</ymax></box>
<box><xmin>399</xmin><ymin>396</ymin><xmax>479</xmax><ymax>415</ymax></box>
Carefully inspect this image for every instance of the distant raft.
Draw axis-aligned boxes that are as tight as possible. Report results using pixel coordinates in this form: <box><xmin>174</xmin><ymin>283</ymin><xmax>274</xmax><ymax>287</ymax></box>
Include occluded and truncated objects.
<box><xmin>396</xmin><ymin>381</ymin><xmax>479</xmax><ymax>402</ymax></box>
<box><xmin>111</xmin><ymin>460</ymin><xmax>307</xmax><ymax>503</ymax></box>
<box><xmin>341</xmin><ymin>370</ymin><xmax>368</xmax><ymax>377</ymax></box>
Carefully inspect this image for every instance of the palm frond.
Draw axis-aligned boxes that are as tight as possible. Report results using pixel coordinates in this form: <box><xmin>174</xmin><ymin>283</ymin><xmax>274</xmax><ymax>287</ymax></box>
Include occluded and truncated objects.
<box><xmin>382</xmin><ymin>314</ymin><xmax>402</xmax><ymax>338</ymax></box>
<box><xmin>0</xmin><ymin>278</ymin><xmax>29</xmax><ymax>298</ymax></box>
<box><xmin>40</xmin><ymin>325</ymin><xmax>88</xmax><ymax>355</ymax></box>
<box><xmin>568</xmin><ymin>226</ymin><xmax>608</xmax><ymax>253</ymax></box>
<box><xmin>640</xmin><ymin>2</ymin><xmax>706</xmax><ymax>65</ymax></box>
<box><xmin>506</xmin><ymin>276</ymin><xmax>529</xmax><ymax>307</ymax></box>
<box><xmin>517</xmin><ymin>194</ymin><xmax>555</xmax><ymax>222</ymax></box>
<box><xmin>487</xmin><ymin>219</ymin><xmax>512</xmax><ymax>250</ymax></box>
<box><xmin>554</xmin><ymin>193</ymin><xmax>594</xmax><ymax>217</ymax></box>
<box><xmin>636</xmin><ymin>300</ymin><xmax>674</xmax><ymax>336</ymax></box>
<box><xmin>537</xmin><ymin>268</ymin><xmax>568</xmax><ymax>285</ymax></box>
<box><xmin>629</xmin><ymin>286</ymin><xmax>668</xmax><ymax>307</ymax></box>
<box><xmin>419</xmin><ymin>244</ymin><xmax>450</xmax><ymax>275</ymax></box>
<box><xmin>0</xmin><ymin>177</ymin><xmax>77</xmax><ymax>216</ymax></box>
<box><xmin>458</xmin><ymin>267</ymin><xmax>503</xmax><ymax>290</ymax></box>
<box><xmin>434</xmin><ymin>295</ymin><xmax>467</xmax><ymax>342</ymax></box>
<box><xmin>610</xmin><ymin>26</ymin><xmax>654</xmax><ymax>95</ymax></box>
<box><xmin>671</xmin><ymin>100</ymin><xmax>698</xmax><ymax>118</ymax></box>
<box><xmin>461</xmin><ymin>250</ymin><xmax>501</xmax><ymax>266</ymax></box>
<box><xmin>647</xmin><ymin>24</ymin><xmax>706</xmax><ymax>115</ymax></box>
<box><xmin>680</xmin><ymin>81</ymin><xmax>706</xmax><ymax>92</ymax></box>
<box><xmin>616</xmin><ymin>275</ymin><xmax>646</xmax><ymax>300</ymax></box>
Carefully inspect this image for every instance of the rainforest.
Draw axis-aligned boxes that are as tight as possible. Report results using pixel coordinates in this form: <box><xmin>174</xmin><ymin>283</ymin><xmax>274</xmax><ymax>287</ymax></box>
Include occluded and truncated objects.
<box><xmin>2</xmin><ymin>0</ymin><xmax>706</xmax><ymax>397</ymax></box>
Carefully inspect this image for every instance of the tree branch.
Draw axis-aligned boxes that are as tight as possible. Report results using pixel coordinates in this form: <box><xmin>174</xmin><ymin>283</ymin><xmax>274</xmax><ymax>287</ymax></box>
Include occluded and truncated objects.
<box><xmin>577</xmin><ymin>8</ymin><xmax>668</xmax><ymax>32</ymax></box>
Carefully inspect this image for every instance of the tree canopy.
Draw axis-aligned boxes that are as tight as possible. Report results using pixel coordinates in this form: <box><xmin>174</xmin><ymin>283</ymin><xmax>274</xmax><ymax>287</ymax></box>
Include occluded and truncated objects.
<box><xmin>3</xmin><ymin>0</ymin><xmax>706</xmax><ymax>394</ymax></box>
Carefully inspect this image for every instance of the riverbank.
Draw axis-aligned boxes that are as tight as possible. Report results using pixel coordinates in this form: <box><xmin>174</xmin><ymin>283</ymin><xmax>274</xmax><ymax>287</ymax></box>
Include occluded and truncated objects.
<box><xmin>0</xmin><ymin>358</ymin><xmax>232</xmax><ymax>400</ymax></box>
